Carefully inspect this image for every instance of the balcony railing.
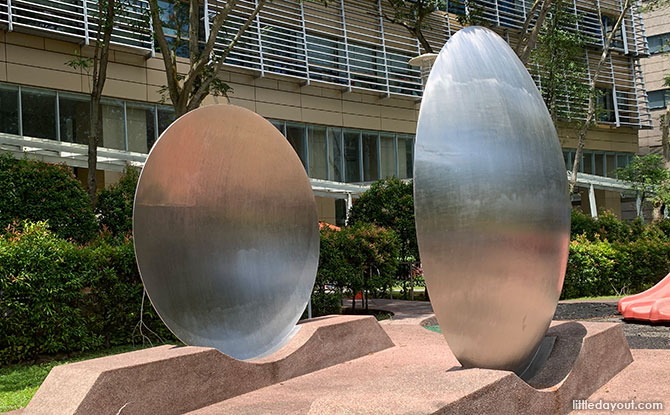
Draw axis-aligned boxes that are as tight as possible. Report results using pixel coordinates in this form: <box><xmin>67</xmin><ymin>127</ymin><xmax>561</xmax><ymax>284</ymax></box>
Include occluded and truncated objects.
<box><xmin>0</xmin><ymin>0</ymin><xmax>652</xmax><ymax>128</ymax></box>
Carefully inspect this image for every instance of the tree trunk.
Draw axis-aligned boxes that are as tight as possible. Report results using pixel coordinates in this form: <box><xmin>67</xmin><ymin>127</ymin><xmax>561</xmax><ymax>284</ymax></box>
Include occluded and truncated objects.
<box><xmin>662</xmin><ymin>106</ymin><xmax>670</xmax><ymax>169</ymax></box>
<box><xmin>87</xmin><ymin>98</ymin><xmax>101</xmax><ymax>207</ymax></box>
<box><xmin>652</xmin><ymin>200</ymin><xmax>665</xmax><ymax>224</ymax></box>
<box><xmin>516</xmin><ymin>0</ymin><xmax>553</xmax><ymax>65</ymax></box>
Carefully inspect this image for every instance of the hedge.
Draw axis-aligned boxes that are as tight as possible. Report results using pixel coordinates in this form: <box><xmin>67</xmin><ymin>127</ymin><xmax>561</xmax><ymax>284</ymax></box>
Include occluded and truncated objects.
<box><xmin>0</xmin><ymin>221</ymin><xmax>173</xmax><ymax>365</ymax></box>
<box><xmin>0</xmin><ymin>155</ymin><xmax>97</xmax><ymax>243</ymax></box>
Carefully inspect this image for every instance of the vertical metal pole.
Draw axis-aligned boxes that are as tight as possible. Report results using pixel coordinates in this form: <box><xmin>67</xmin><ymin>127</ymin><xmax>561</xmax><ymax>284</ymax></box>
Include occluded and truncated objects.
<box><xmin>377</xmin><ymin>0</ymin><xmax>390</xmax><ymax>97</ymax></box>
<box><xmin>300</xmin><ymin>1</ymin><xmax>310</xmax><ymax>85</ymax></box>
<box><xmin>307</xmin><ymin>297</ymin><xmax>312</xmax><ymax>319</ymax></box>
<box><xmin>55</xmin><ymin>91</ymin><xmax>61</xmax><ymax>141</ymax></box>
<box><xmin>636</xmin><ymin>193</ymin><xmax>642</xmax><ymax>218</ymax></box>
<box><xmin>123</xmin><ymin>101</ymin><xmax>129</xmax><ymax>151</ymax></box>
<box><xmin>304</xmin><ymin>124</ymin><xmax>310</xmax><ymax>176</ymax></box>
<box><xmin>609</xmin><ymin>55</ymin><xmax>620</xmax><ymax>126</ymax></box>
<box><xmin>17</xmin><ymin>85</ymin><xmax>22</xmax><ymax>136</ymax></box>
<box><xmin>376</xmin><ymin>132</ymin><xmax>381</xmax><ymax>179</ymax></box>
<box><xmin>149</xmin><ymin>16</ymin><xmax>156</xmax><ymax>58</ymax></box>
<box><xmin>340</xmin><ymin>0</ymin><xmax>352</xmax><ymax>92</ymax></box>
<box><xmin>7</xmin><ymin>0</ymin><xmax>13</xmax><ymax>32</ymax></box>
<box><xmin>619</xmin><ymin>0</ymin><xmax>629</xmax><ymax>54</ymax></box>
<box><xmin>589</xmin><ymin>184</ymin><xmax>598</xmax><ymax>219</ymax></box>
<box><xmin>345</xmin><ymin>192</ymin><xmax>353</xmax><ymax>223</ymax></box>
<box><xmin>255</xmin><ymin>0</ymin><xmax>265</xmax><ymax>76</ymax></box>
<box><xmin>394</xmin><ymin>134</ymin><xmax>399</xmax><ymax>177</ymax></box>
<box><xmin>82</xmin><ymin>0</ymin><xmax>89</xmax><ymax>46</ymax></box>
<box><xmin>154</xmin><ymin>105</ymin><xmax>159</xmax><ymax>145</ymax></box>
<box><xmin>325</xmin><ymin>127</ymin><xmax>330</xmax><ymax>181</ymax></box>
<box><xmin>358</xmin><ymin>131</ymin><xmax>363</xmax><ymax>182</ymax></box>
<box><xmin>204</xmin><ymin>0</ymin><xmax>210</xmax><ymax>41</ymax></box>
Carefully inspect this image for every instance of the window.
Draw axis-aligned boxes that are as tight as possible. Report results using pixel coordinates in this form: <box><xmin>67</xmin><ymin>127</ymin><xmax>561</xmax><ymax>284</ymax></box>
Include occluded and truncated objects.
<box><xmin>344</xmin><ymin>131</ymin><xmax>361</xmax><ymax>182</ymax></box>
<box><xmin>101</xmin><ymin>100</ymin><xmax>125</xmax><ymax>150</ymax></box>
<box><xmin>596</xmin><ymin>88</ymin><xmax>616</xmax><ymax>122</ymax></box>
<box><xmin>601</xmin><ymin>15</ymin><xmax>624</xmax><ymax>50</ymax></box>
<box><xmin>158</xmin><ymin>0</ymin><xmax>205</xmax><ymax>58</ymax></box>
<box><xmin>447</xmin><ymin>0</ymin><xmax>466</xmax><ymax>15</ymax></box>
<box><xmin>0</xmin><ymin>84</ymin><xmax>19</xmax><ymax>135</ymax></box>
<box><xmin>286</xmin><ymin>123</ymin><xmax>307</xmax><ymax>170</ymax></box>
<box><xmin>380</xmin><ymin>133</ymin><xmax>396</xmax><ymax>178</ymax></box>
<box><xmin>397</xmin><ymin>135</ymin><xmax>414</xmax><ymax>179</ymax></box>
<box><xmin>59</xmin><ymin>92</ymin><xmax>90</xmax><ymax>145</ymax></box>
<box><xmin>127</xmin><ymin>102</ymin><xmax>156</xmax><ymax>153</ymax></box>
<box><xmin>308</xmin><ymin>125</ymin><xmax>328</xmax><ymax>180</ymax></box>
<box><xmin>649</xmin><ymin>89</ymin><xmax>669</xmax><ymax>109</ymax></box>
<box><xmin>648</xmin><ymin>33</ymin><xmax>670</xmax><ymax>54</ymax></box>
<box><xmin>362</xmin><ymin>132</ymin><xmax>379</xmax><ymax>182</ymax></box>
<box><xmin>22</xmin><ymin>87</ymin><xmax>57</xmax><ymax>140</ymax></box>
<box><xmin>327</xmin><ymin>127</ymin><xmax>343</xmax><ymax>182</ymax></box>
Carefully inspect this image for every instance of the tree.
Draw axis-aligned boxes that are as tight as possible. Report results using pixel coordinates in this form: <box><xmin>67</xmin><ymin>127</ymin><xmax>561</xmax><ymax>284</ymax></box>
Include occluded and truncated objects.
<box><xmin>514</xmin><ymin>0</ymin><xmax>555</xmax><ymax>65</ymax></box>
<box><xmin>147</xmin><ymin>0</ymin><xmax>267</xmax><ymax>117</ymax></box>
<box><xmin>530</xmin><ymin>0</ymin><xmax>590</xmax><ymax>124</ymax></box>
<box><xmin>617</xmin><ymin>154</ymin><xmax>670</xmax><ymax>223</ymax></box>
<box><xmin>382</xmin><ymin>0</ymin><xmax>442</xmax><ymax>53</ymax></box>
<box><xmin>568</xmin><ymin>0</ymin><xmax>632</xmax><ymax>193</ymax></box>
<box><xmin>66</xmin><ymin>0</ymin><xmax>119</xmax><ymax>206</ymax></box>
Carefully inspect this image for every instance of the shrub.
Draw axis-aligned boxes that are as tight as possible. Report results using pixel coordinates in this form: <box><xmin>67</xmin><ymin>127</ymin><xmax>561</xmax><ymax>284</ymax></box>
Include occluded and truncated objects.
<box><xmin>0</xmin><ymin>154</ymin><xmax>97</xmax><ymax>242</ymax></box>
<box><xmin>96</xmin><ymin>167</ymin><xmax>140</xmax><ymax>237</ymax></box>
<box><xmin>0</xmin><ymin>222</ymin><xmax>173</xmax><ymax>364</ymax></box>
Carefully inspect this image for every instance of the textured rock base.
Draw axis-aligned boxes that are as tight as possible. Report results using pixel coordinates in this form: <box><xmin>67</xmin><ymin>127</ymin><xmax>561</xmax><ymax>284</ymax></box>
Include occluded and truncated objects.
<box><xmin>22</xmin><ymin>315</ymin><xmax>394</xmax><ymax>415</ymax></box>
<box><xmin>193</xmin><ymin>321</ymin><xmax>633</xmax><ymax>415</ymax></box>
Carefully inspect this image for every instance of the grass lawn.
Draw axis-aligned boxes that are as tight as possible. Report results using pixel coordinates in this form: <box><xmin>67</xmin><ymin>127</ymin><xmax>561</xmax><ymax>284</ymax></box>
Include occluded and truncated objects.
<box><xmin>561</xmin><ymin>295</ymin><xmax>623</xmax><ymax>302</ymax></box>
<box><xmin>0</xmin><ymin>344</ymin><xmax>155</xmax><ymax>412</ymax></box>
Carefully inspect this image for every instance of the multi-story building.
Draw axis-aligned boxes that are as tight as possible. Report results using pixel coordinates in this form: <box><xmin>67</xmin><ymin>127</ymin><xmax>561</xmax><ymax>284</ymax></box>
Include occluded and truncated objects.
<box><xmin>0</xmin><ymin>0</ymin><xmax>652</xmax><ymax>223</ymax></box>
<box><xmin>638</xmin><ymin>1</ymin><xmax>670</xmax><ymax>156</ymax></box>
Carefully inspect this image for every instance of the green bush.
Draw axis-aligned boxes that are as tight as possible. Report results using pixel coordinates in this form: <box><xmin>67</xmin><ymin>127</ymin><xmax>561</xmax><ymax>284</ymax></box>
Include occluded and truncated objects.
<box><xmin>0</xmin><ymin>155</ymin><xmax>97</xmax><ymax>242</ymax></box>
<box><xmin>562</xmin><ymin>234</ymin><xmax>670</xmax><ymax>299</ymax></box>
<box><xmin>0</xmin><ymin>222</ymin><xmax>172</xmax><ymax>365</ymax></box>
<box><xmin>95</xmin><ymin>167</ymin><xmax>140</xmax><ymax>237</ymax></box>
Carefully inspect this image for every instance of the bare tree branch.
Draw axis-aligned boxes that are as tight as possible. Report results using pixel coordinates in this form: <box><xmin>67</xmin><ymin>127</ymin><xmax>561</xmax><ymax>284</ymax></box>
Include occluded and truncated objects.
<box><xmin>147</xmin><ymin>0</ymin><xmax>181</xmax><ymax>107</ymax></box>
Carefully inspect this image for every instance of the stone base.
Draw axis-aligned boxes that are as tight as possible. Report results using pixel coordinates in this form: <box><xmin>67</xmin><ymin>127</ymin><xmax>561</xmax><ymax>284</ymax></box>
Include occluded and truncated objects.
<box><xmin>191</xmin><ymin>321</ymin><xmax>633</xmax><ymax>414</ymax></box>
<box><xmin>22</xmin><ymin>315</ymin><xmax>394</xmax><ymax>415</ymax></box>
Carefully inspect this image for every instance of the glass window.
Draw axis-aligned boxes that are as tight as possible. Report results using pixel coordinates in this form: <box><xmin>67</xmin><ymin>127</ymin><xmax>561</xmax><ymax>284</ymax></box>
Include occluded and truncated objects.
<box><xmin>649</xmin><ymin>89</ymin><xmax>668</xmax><ymax>110</ymax></box>
<box><xmin>601</xmin><ymin>15</ymin><xmax>624</xmax><ymax>49</ymax></box>
<box><xmin>335</xmin><ymin>199</ymin><xmax>347</xmax><ymax>227</ymax></box>
<box><xmin>362</xmin><ymin>132</ymin><xmax>379</xmax><ymax>182</ymax></box>
<box><xmin>648</xmin><ymin>33</ymin><xmax>670</xmax><ymax>54</ymax></box>
<box><xmin>594</xmin><ymin>153</ymin><xmax>604</xmax><ymax>176</ymax></box>
<box><xmin>270</xmin><ymin>119</ymin><xmax>285</xmax><ymax>135</ymax></box>
<box><xmin>308</xmin><ymin>125</ymin><xmax>327</xmax><ymax>180</ymax></box>
<box><xmin>22</xmin><ymin>87</ymin><xmax>56</xmax><ymax>140</ymax></box>
<box><xmin>380</xmin><ymin>133</ymin><xmax>396</xmax><ymax>178</ymax></box>
<box><xmin>344</xmin><ymin>131</ymin><xmax>361</xmax><ymax>182</ymax></box>
<box><xmin>606</xmin><ymin>154</ymin><xmax>616</xmax><ymax>178</ymax></box>
<box><xmin>327</xmin><ymin>127</ymin><xmax>343</xmax><ymax>182</ymax></box>
<box><xmin>0</xmin><ymin>84</ymin><xmax>19</xmax><ymax>135</ymax></box>
<box><xmin>101</xmin><ymin>99</ymin><xmax>125</xmax><ymax>150</ymax></box>
<box><xmin>616</xmin><ymin>154</ymin><xmax>629</xmax><ymax>171</ymax></box>
<box><xmin>397</xmin><ymin>135</ymin><xmax>414</xmax><ymax>179</ymax></box>
<box><xmin>596</xmin><ymin>88</ymin><xmax>616</xmax><ymax>122</ymax></box>
<box><xmin>447</xmin><ymin>0</ymin><xmax>466</xmax><ymax>15</ymax></box>
<box><xmin>286</xmin><ymin>123</ymin><xmax>307</xmax><ymax>170</ymax></box>
<box><xmin>157</xmin><ymin>107</ymin><xmax>175</xmax><ymax>137</ymax></box>
<box><xmin>59</xmin><ymin>92</ymin><xmax>90</xmax><ymax>145</ymax></box>
<box><xmin>583</xmin><ymin>152</ymin><xmax>593</xmax><ymax>174</ymax></box>
<box><xmin>127</xmin><ymin>102</ymin><xmax>156</xmax><ymax>153</ymax></box>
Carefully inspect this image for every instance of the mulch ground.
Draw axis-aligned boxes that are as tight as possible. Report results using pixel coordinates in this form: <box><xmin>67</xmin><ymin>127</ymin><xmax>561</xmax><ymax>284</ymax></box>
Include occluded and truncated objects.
<box><xmin>554</xmin><ymin>301</ymin><xmax>670</xmax><ymax>349</ymax></box>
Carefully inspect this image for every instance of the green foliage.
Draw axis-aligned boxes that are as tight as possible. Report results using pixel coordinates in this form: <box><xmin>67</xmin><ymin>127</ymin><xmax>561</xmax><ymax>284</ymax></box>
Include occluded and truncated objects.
<box><xmin>570</xmin><ymin>209</ymin><xmax>651</xmax><ymax>243</ymax></box>
<box><xmin>314</xmin><ymin>224</ymin><xmax>400</xmax><ymax>311</ymax></box>
<box><xmin>348</xmin><ymin>177</ymin><xmax>418</xmax><ymax>261</ymax></box>
<box><xmin>0</xmin><ymin>222</ymin><xmax>173</xmax><ymax>365</ymax></box>
<box><xmin>95</xmin><ymin>167</ymin><xmax>140</xmax><ymax>237</ymax></box>
<box><xmin>531</xmin><ymin>0</ymin><xmax>589</xmax><ymax>123</ymax></box>
<box><xmin>0</xmin><ymin>154</ymin><xmax>97</xmax><ymax>243</ymax></box>
<box><xmin>617</xmin><ymin>154</ymin><xmax>670</xmax><ymax>205</ymax></box>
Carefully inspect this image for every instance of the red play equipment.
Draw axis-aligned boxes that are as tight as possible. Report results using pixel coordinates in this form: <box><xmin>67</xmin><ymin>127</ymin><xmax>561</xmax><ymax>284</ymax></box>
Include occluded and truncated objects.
<box><xmin>618</xmin><ymin>272</ymin><xmax>670</xmax><ymax>323</ymax></box>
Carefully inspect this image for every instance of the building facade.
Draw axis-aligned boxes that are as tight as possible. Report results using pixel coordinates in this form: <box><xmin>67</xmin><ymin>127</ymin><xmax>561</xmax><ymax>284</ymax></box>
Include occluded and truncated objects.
<box><xmin>0</xmin><ymin>0</ymin><xmax>653</xmax><ymax>222</ymax></box>
<box><xmin>638</xmin><ymin>1</ymin><xmax>670</xmax><ymax>156</ymax></box>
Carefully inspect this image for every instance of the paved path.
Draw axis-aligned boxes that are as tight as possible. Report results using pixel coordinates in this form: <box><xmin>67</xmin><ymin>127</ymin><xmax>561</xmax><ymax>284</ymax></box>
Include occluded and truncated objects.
<box><xmin>342</xmin><ymin>298</ymin><xmax>434</xmax><ymax>325</ymax></box>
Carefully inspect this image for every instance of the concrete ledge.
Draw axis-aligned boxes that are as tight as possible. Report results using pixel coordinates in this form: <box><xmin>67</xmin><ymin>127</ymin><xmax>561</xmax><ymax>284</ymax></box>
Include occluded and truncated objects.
<box><xmin>22</xmin><ymin>315</ymin><xmax>394</xmax><ymax>415</ymax></box>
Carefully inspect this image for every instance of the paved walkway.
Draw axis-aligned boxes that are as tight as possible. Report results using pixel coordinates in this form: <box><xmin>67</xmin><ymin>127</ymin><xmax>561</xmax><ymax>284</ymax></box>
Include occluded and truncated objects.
<box><xmin>342</xmin><ymin>298</ymin><xmax>434</xmax><ymax>325</ymax></box>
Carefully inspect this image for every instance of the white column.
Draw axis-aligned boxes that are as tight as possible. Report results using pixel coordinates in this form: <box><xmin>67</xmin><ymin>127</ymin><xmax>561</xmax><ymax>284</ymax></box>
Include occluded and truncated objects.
<box><xmin>589</xmin><ymin>184</ymin><xmax>598</xmax><ymax>219</ymax></box>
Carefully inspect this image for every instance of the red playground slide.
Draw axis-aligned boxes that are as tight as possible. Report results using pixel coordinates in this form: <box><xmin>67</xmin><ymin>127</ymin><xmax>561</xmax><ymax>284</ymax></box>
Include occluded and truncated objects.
<box><xmin>618</xmin><ymin>272</ymin><xmax>670</xmax><ymax>323</ymax></box>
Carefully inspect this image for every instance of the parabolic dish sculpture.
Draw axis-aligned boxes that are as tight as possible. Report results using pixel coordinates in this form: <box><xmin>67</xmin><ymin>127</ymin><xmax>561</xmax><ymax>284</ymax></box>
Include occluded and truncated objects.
<box><xmin>133</xmin><ymin>105</ymin><xmax>319</xmax><ymax>360</ymax></box>
<box><xmin>414</xmin><ymin>27</ymin><xmax>571</xmax><ymax>374</ymax></box>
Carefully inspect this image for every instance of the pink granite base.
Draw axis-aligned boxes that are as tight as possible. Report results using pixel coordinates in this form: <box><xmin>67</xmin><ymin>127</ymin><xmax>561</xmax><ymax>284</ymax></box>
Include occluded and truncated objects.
<box><xmin>21</xmin><ymin>315</ymin><xmax>394</xmax><ymax>415</ymax></box>
<box><xmin>193</xmin><ymin>321</ymin><xmax>633</xmax><ymax>414</ymax></box>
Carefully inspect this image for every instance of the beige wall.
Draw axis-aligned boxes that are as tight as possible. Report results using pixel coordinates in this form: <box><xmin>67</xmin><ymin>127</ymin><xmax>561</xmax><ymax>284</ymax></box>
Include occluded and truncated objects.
<box><xmin>639</xmin><ymin>7</ymin><xmax>670</xmax><ymax>154</ymax></box>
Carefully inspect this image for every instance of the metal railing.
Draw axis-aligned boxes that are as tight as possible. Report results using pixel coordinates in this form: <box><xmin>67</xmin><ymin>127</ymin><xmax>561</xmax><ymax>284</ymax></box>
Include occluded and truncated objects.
<box><xmin>0</xmin><ymin>0</ymin><xmax>652</xmax><ymax>127</ymax></box>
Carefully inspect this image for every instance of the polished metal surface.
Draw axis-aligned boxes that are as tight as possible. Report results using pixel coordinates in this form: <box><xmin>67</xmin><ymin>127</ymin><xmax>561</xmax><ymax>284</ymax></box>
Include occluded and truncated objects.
<box><xmin>414</xmin><ymin>27</ymin><xmax>571</xmax><ymax>374</ymax></box>
<box><xmin>133</xmin><ymin>105</ymin><xmax>319</xmax><ymax>360</ymax></box>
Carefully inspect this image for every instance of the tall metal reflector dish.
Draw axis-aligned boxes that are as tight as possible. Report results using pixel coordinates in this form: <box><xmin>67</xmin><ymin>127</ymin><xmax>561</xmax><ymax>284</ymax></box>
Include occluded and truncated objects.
<box><xmin>133</xmin><ymin>105</ymin><xmax>319</xmax><ymax>360</ymax></box>
<box><xmin>414</xmin><ymin>27</ymin><xmax>570</xmax><ymax>374</ymax></box>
